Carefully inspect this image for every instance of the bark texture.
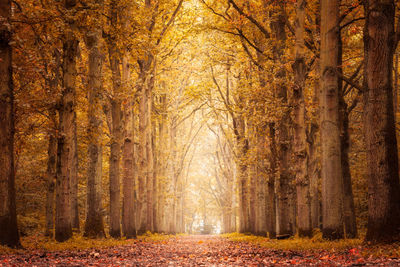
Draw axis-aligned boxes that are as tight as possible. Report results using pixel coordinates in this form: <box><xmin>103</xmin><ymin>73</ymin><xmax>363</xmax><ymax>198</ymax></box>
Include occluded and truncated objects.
<box><xmin>84</xmin><ymin>27</ymin><xmax>105</xmax><ymax>238</ymax></box>
<box><xmin>122</xmin><ymin>55</ymin><xmax>136</xmax><ymax>239</ymax></box>
<box><xmin>293</xmin><ymin>0</ymin><xmax>311</xmax><ymax>237</ymax></box>
<box><xmin>107</xmin><ymin>3</ymin><xmax>122</xmax><ymax>238</ymax></box>
<box><xmin>0</xmin><ymin>0</ymin><xmax>20</xmax><ymax>247</ymax></box>
<box><xmin>45</xmin><ymin>110</ymin><xmax>57</xmax><ymax>237</ymax></box>
<box><xmin>320</xmin><ymin>0</ymin><xmax>344</xmax><ymax>239</ymax></box>
<box><xmin>55</xmin><ymin>1</ymin><xmax>79</xmax><ymax>239</ymax></box>
<box><xmin>363</xmin><ymin>0</ymin><xmax>400</xmax><ymax>243</ymax></box>
<box><xmin>271</xmin><ymin>11</ymin><xmax>293</xmax><ymax>237</ymax></box>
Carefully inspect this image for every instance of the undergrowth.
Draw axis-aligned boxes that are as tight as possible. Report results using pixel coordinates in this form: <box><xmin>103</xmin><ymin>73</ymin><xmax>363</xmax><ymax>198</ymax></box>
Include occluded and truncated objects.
<box><xmin>221</xmin><ymin>232</ymin><xmax>400</xmax><ymax>258</ymax></box>
<box><xmin>221</xmin><ymin>232</ymin><xmax>362</xmax><ymax>251</ymax></box>
<box><xmin>0</xmin><ymin>232</ymin><xmax>172</xmax><ymax>255</ymax></box>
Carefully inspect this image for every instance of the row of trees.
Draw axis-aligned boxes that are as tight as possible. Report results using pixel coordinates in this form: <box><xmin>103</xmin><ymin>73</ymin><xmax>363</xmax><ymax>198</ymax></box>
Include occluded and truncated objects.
<box><xmin>200</xmin><ymin>0</ymin><xmax>400</xmax><ymax>243</ymax></box>
<box><xmin>1</xmin><ymin>0</ymin><xmax>400</xmax><ymax>248</ymax></box>
<box><xmin>0</xmin><ymin>0</ymin><xmax>208</xmax><ymax>247</ymax></box>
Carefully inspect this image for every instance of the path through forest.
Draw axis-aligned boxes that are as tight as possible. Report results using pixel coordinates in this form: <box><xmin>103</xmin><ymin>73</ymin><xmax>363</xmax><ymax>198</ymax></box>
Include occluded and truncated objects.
<box><xmin>1</xmin><ymin>235</ymin><xmax>399</xmax><ymax>266</ymax></box>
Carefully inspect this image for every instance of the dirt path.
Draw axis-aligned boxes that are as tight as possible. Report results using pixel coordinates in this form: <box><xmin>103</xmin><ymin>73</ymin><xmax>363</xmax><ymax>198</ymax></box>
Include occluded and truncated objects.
<box><xmin>1</xmin><ymin>235</ymin><xmax>399</xmax><ymax>266</ymax></box>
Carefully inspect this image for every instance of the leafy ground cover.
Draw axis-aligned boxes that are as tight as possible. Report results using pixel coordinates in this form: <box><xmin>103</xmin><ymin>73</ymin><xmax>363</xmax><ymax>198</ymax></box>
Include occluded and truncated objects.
<box><xmin>1</xmin><ymin>234</ymin><xmax>399</xmax><ymax>266</ymax></box>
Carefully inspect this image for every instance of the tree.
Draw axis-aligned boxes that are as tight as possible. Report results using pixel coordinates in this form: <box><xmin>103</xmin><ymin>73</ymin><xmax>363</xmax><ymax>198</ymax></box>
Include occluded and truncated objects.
<box><xmin>293</xmin><ymin>0</ymin><xmax>312</xmax><ymax>237</ymax></box>
<box><xmin>83</xmin><ymin>0</ymin><xmax>106</xmax><ymax>238</ymax></box>
<box><xmin>363</xmin><ymin>0</ymin><xmax>400</xmax><ymax>243</ymax></box>
<box><xmin>55</xmin><ymin>0</ymin><xmax>79</xmax><ymax>242</ymax></box>
<box><xmin>320</xmin><ymin>0</ymin><xmax>344</xmax><ymax>239</ymax></box>
<box><xmin>106</xmin><ymin>0</ymin><xmax>123</xmax><ymax>239</ymax></box>
<box><xmin>122</xmin><ymin>54</ymin><xmax>136</xmax><ymax>238</ymax></box>
<box><xmin>0</xmin><ymin>0</ymin><xmax>20</xmax><ymax>248</ymax></box>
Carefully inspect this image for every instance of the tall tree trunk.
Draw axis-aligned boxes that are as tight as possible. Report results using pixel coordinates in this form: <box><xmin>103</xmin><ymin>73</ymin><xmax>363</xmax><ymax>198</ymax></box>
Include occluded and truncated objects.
<box><xmin>45</xmin><ymin>110</ymin><xmax>57</xmax><ymax>237</ymax></box>
<box><xmin>237</xmin><ymin>117</ymin><xmax>250</xmax><ymax>233</ymax></box>
<box><xmin>146</xmin><ymin>67</ymin><xmax>155</xmax><ymax>232</ymax></box>
<box><xmin>137</xmin><ymin>69</ymin><xmax>148</xmax><ymax>235</ymax></box>
<box><xmin>293</xmin><ymin>0</ymin><xmax>312</xmax><ymax>237</ymax></box>
<box><xmin>0</xmin><ymin>0</ymin><xmax>20</xmax><ymax>247</ymax></box>
<box><xmin>309</xmin><ymin>60</ymin><xmax>320</xmax><ymax>230</ymax></box>
<box><xmin>339</xmin><ymin>98</ymin><xmax>357</xmax><ymax>238</ymax></box>
<box><xmin>55</xmin><ymin>0</ymin><xmax>79</xmax><ymax>240</ymax></box>
<box><xmin>152</xmin><ymin>118</ymin><xmax>158</xmax><ymax>233</ymax></box>
<box><xmin>363</xmin><ymin>0</ymin><xmax>400</xmax><ymax>243</ymax></box>
<box><xmin>256</xmin><ymin>132</ymin><xmax>267</xmax><ymax>236</ymax></box>
<box><xmin>84</xmin><ymin>27</ymin><xmax>105</xmax><ymax>238</ymax></box>
<box><xmin>320</xmin><ymin>0</ymin><xmax>344</xmax><ymax>239</ymax></box>
<box><xmin>108</xmin><ymin>0</ymin><xmax>123</xmax><ymax>238</ymax></box>
<box><xmin>168</xmin><ymin>120</ymin><xmax>177</xmax><ymax>234</ymax></box>
<box><xmin>70</xmin><ymin>111</ymin><xmax>79</xmax><ymax>231</ymax></box>
<box><xmin>271</xmin><ymin>10</ymin><xmax>293</xmax><ymax>237</ymax></box>
<box><xmin>248</xmin><ymin>126</ymin><xmax>257</xmax><ymax>234</ymax></box>
<box><xmin>109</xmin><ymin>97</ymin><xmax>123</xmax><ymax>237</ymax></box>
<box><xmin>122</xmin><ymin>55</ymin><xmax>137</xmax><ymax>239</ymax></box>
<box><xmin>266</xmin><ymin>123</ymin><xmax>277</xmax><ymax>238</ymax></box>
<box><xmin>337</xmin><ymin>25</ymin><xmax>357</xmax><ymax>239</ymax></box>
<box><xmin>157</xmin><ymin>94</ymin><xmax>168</xmax><ymax>233</ymax></box>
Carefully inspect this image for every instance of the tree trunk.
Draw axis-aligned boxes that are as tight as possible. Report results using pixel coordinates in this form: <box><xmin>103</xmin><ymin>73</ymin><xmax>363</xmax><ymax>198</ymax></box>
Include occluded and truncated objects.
<box><xmin>293</xmin><ymin>0</ymin><xmax>312</xmax><ymax>237</ymax></box>
<box><xmin>248</xmin><ymin>127</ymin><xmax>257</xmax><ymax>234</ymax></box>
<box><xmin>152</xmin><ymin>118</ymin><xmax>158</xmax><ymax>233</ymax></box>
<box><xmin>271</xmin><ymin>11</ymin><xmax>293</xmax><ymax>237</ymax></box>
<box><xmin>363</xmin><ymin>0</ymin><xmax>400</xmax><ymax>243</ymax></box>
<box><xmin>237</xmin><ymin>117</ymin><xmax>250</xmax><ymax>233</ymax></box>
<box><xmin>146</xmin><ymin>67</ymin><xmax>155</xmax><ymax>232</ymax></box>
<box><xmin>109</xmin><ymin>95</ymin><xmax>122</xmax><ymax>237</ymax></box>
<box><xmin>84</xmin><ymin>27</ymin><xmax>105</xmax><ymax>238</ymax></box>
<box><xmin>157</xmin><ymin>94</ymin><xmax>168</xmax><ymax>233</ymax></box>
<box><xmin>0</xmin><ymin>0</ymin><xmax>20</xmax><ymax>247</ymax></box>
<box><xmin>339</xmin><ymin>98</ymin><xmax>357</xmax><ymax>238</ymax></box>
<box><xmin>168</xmin><ymin>120</ymin><xmax>177</xmax><ymax>234</ymax></box>
<box><xmin>107</xmin><ymin>2</ymin><xmax>123</xmax><ymax>238</ymax></box>
<box><xmin>55</xmin><ymin>2</ymin><xmax>79</xmax><ymax>239</ymax></box>
<box><xmin>70</xmin><ymin>111</ymin><xmax>79</xmax><ymax>231</ymax></box>
<box><xmin>137</xmin><ymin>70</ymin><xmax>148</xmax><ymax>235</ymax></box>
<box><xmin>309</xmin><ymin>61</ymin><xmax>320</xmax><ymax>230</ymax></box>
<box><xmin>320</xmin><ymin>0</ymin><xmax>344</xmax><ymax>239</ymax></box>
<box><xmin>255</xmin><ymin>133</ymin><xmax>267</xmax><ymax>236</ymax></box>
<box><xmin>266</xmin><ymin>123</ymin><xmax>277</xmax><ymax>239</ymax></box>
<box><xmin>122</xmin><ymin>55</ymin><xmax>137</xmax><ymax>239</ymax></box>
<box><xmin>45</xmin><ymin>110</ymin><xmax>57</xmax><ymax>237</ymax></box>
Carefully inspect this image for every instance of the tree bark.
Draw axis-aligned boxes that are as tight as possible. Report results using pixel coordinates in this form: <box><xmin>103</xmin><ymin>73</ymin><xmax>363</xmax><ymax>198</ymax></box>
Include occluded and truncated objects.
<box><xmin>271</xmin><ymin>11</ymin><xmax>293</xmax><ymax>237</ymax></box>
<box><xmin>339</xmin><ymin>98</ymin><xmax>357</xmax><ymax>238</ymax></box>
<box><xmin>122</xmin><ymin>55</ymin><xmax>137</xmax><ymax>239</ymax></box>
<box><xmin>237</xmin><ymin>117</ymin><xmax>250</xmax><ymax>233</ymax></box>
<box><xmin>84</xmin><ymin>27</ymin><xmax>105</xmax><ymax>238</ymax></box>
<box><xmin>45</xmin><ymin>110</ymin><xmax>57</xmax><ymax>237</ymax></box>
<box><xmin>146</xmin><ymin>66</ymin><xmax>155</xmax><ymax>232</ymax></box>
<box><xmin>320</xmin><ymin>0</ymin><xmax>344</xmax><ymax>239</ymax></box>
<box><xmin>363</xmin><ymin>0</ymin><xmax>400</xmax><ymax>243</ymax></box>
<box><xmin>0</xmin><ymin>0</ymin><xmax>20</xmax><ymax>247</ymax></box>
<box><xmin>309</xmin><ymin>60</ymin><xmax>320</xmax><ymax>230</ymax></box>
<box><xmin>266</xmin><ymin>123</ymin><xmax>277</xmax><ymax>238</ymax></box>
<box><xmin>70</xmin><ymin>111</ymin><xmax>79</xmax><ymax>231</ymax></box>
<box><xmin>137</xmin><ymin>68</ymin><xmax>148</xmax><ymax>235</ymax></box>
<box><xmin>55</xmin><ymin>0</ymin><xmax>79</xmax><ymax>240</ymax></box>
<box><xmin>293</xmin><ymin>0</ymin><xmax>312</xmax><ymax>237</ymax></box>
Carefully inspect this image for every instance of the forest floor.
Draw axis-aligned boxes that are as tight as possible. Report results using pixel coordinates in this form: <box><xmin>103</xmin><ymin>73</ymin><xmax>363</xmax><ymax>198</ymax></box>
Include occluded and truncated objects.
<box><xmin>1</xmin><ymin>234</ymin><xmax>400</xmax><ymax>266</ymax></box>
